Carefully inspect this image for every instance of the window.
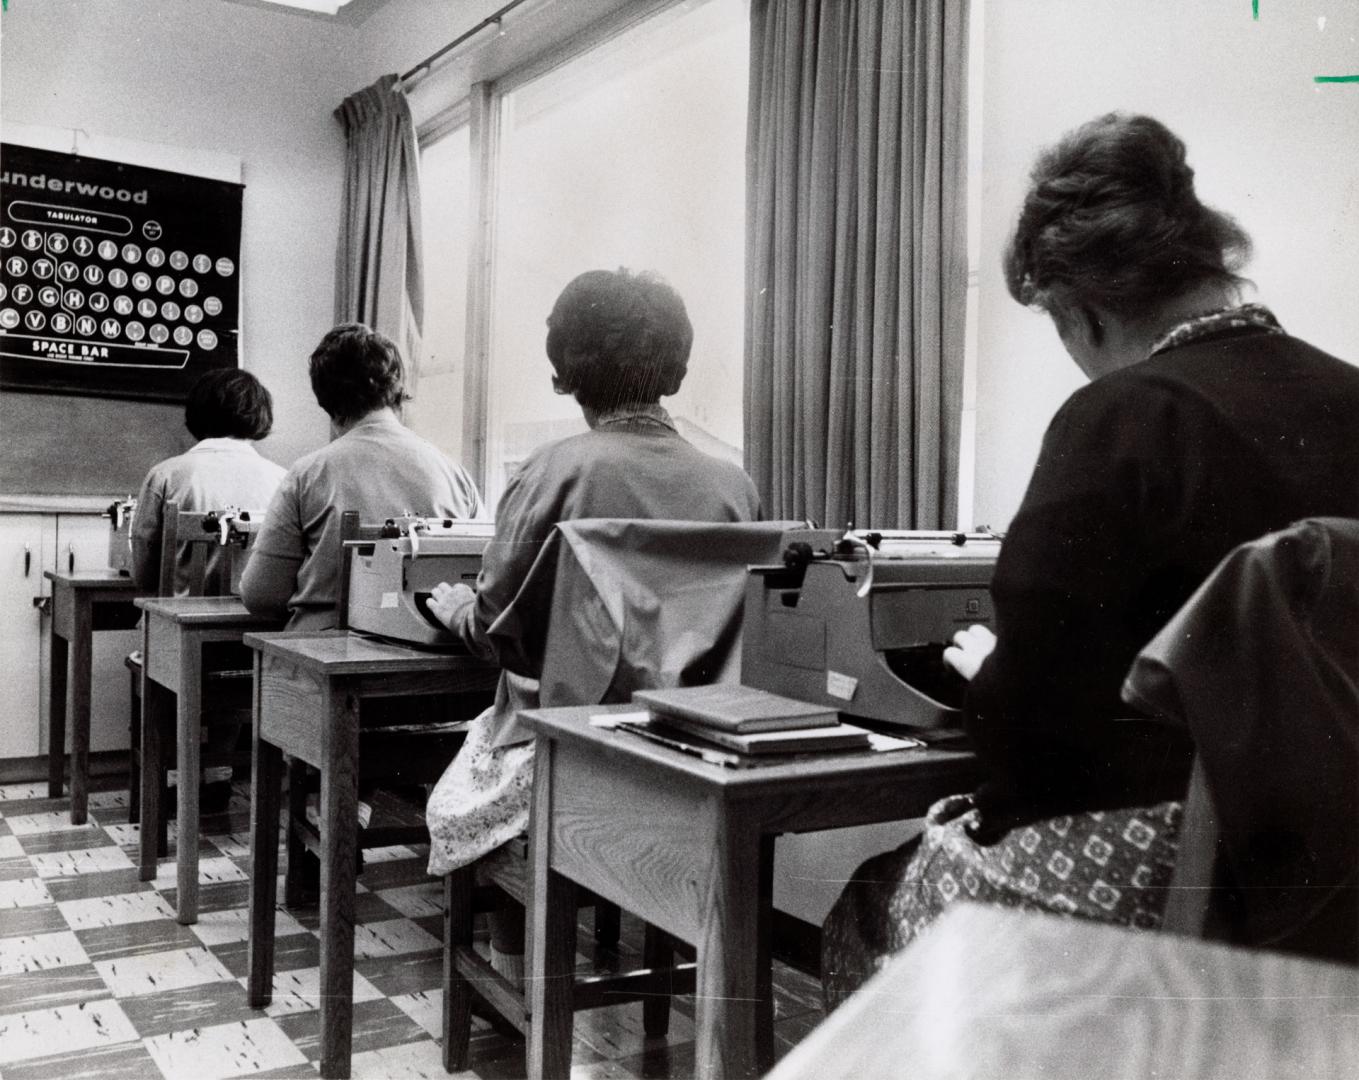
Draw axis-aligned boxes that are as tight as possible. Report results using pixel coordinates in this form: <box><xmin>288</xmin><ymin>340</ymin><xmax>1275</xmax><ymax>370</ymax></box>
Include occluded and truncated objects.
<box><xmin>409</xmin><ymin>123</ymin><xmax>471</xmax><ymax>467</ymax></box>
<box><xmin>481</xmin><ymin>0</ymin><xmax>750</xmax><ymax>502</ymax></box>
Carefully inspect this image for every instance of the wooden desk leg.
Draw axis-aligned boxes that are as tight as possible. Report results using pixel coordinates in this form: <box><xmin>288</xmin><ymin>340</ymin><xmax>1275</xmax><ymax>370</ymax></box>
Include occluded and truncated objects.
<box><xmin>68</xmin><ymin>600</ymin><xmax>94</xmax><ymax>825</ymax></box>
<box><xmin>527</xmin><ymin>740</ymin><xmax>577</xmax><ymax>1080</ymax></box>
<box><xmin>175</xmin><ymin>638</ymin><xmax>203</xmax><ymax>925</ymax></box>
<box><xmin>139</xmin><ymin>629</ymin><xmax>170</xmax><ymax>882</ymax></box>
<box><xmin>318</xmin><ymin>682</ymin><xmax>360</xmax><ymax>1080</ymax></box>
<box><xmin>695</xmin><ymin>814</ymin><xmax>764</xmax><ymax>1080</ymax></box>
<box><xmin>442</xmin><ymin>868</ymin><xmax>475</xmax><ymax>1072</ymax></box>
<box><xmin>756</xmin><ymin>835</ymin><xmax>776</xmax><ymax>1073</ymax></box>
<box><xmin>248</xmin><ymin>655</ymin><xmax>282</xmax><ymax>1010</ymax></box>
<box><xmin>48</xmin><ymin>631</ymin><xmax>68</xmax><ymax>798</ymax></box>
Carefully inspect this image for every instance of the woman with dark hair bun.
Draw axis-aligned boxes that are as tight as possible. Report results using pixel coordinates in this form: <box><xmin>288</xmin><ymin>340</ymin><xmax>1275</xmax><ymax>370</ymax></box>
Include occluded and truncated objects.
<box><xmin>131</xmin><ymin>368</ymin><xmax>286</xmax><ymax>595</ymax></box>
<box><xmin>821</xmin><ymin>113</ymin><xmax>1359</xmax><ymax>1004</ymax></box>
<box><xmin>422</xmin><ymin>268</ymin><xmax>760</xmax><ymax>986</ymax></box>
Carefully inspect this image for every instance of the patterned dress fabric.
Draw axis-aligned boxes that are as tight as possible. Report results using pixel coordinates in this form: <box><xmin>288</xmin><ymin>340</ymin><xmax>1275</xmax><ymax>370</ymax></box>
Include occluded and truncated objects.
<box><xmin>821</xmin><ymin>794</ymin><xmax>1182</xmax><ymax>1008</ymax></box>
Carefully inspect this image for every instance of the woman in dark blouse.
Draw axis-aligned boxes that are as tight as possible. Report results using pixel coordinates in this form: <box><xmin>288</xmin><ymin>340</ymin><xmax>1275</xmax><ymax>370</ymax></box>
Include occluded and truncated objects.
<box><xmin>822</xmin><ymin>112</ymin><xmax>1359</xmax><ymax>1005</ymax></box>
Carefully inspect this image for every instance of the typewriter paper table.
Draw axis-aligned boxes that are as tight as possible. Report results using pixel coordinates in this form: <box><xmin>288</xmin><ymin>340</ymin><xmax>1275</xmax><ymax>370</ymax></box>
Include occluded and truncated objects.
<box><xmin>244</xmin><ymin>630</ymin><xmax>498</xmax><ymax>1080</ymax></box>
<box><xmin>44</xmin><ymin>569</ymin><xmax>142</xmax><ymax>824</ymax></box>
<box><xmin>518</xmin><ymin>703</ymin><xmax>979</xmax><ymax>1080</ymax></box>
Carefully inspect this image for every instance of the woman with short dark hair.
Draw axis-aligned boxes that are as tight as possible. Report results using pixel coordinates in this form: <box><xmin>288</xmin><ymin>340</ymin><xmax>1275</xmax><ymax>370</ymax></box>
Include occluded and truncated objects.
<box><xmin>423</xmin><ymin>268</ymin><xmax>760</xmax><ymax>984</ymax></box>
<box><xmin>241</xmin><ymin>322</ymin><xmax>484</xmax><ymax>629</ymax></box>
<box><xmin>821</xmin><ymin>113</ymin><xmax>1359</xmax><ymax>1004</ymax></box>
<box><xmin>131</xmin><ymin>368</ymin><xmax>286</xmax><ymax>595</ymax></box>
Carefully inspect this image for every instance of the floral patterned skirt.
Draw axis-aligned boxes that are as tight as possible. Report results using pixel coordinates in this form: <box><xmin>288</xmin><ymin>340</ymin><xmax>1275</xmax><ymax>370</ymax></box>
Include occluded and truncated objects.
<box><xmin>820</xmin><ymin>793</ymin><xmax>1183</xmax><ymax>1009</ymax></box>
<box><xmin>425</xmin><ymin>709</ymin><xmax>536</xmax><ymax>876</ymax></box>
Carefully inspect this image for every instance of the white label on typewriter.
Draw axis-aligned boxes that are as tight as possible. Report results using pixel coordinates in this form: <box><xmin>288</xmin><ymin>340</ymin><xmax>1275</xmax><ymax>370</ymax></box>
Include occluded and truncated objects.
<box><xmin>381</xmin><ymin>591</ymin><xmax>399</xmax><ymax>609</ymax></box>
<box><xmin>826</xmin><ymin>670</ymin><xmax>858</xmax><ymax>700</ymax></box>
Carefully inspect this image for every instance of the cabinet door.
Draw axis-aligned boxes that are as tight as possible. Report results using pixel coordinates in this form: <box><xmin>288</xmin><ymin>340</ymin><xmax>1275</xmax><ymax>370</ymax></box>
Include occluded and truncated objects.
<box><xmin>0</xmin><ymin>514</ymin><xmax>49</xmax><ymax>759</ymax></box>
<box><xmin>54</xmin><ymin>514</ymin><xmax>137</xmax><ymax>754</ymax></box>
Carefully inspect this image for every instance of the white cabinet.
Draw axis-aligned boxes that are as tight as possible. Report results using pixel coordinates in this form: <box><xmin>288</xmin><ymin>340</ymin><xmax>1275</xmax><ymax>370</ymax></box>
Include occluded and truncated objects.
<box><xmin>0</xmin><ymin>514</ymin><xmax>52</xmax><ymax>759</ymax></box>
<box><xmin>0</xmin><ymin>507</ymin><xmax>137</xmax><ymax>763</ymax></box>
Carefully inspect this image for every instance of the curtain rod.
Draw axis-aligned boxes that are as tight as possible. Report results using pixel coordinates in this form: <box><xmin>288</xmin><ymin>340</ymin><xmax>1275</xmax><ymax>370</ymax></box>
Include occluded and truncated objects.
<box><xmin>398</xmin><ymin>0</ymin><xmax>534</xmax><ymax>87</ymax></box>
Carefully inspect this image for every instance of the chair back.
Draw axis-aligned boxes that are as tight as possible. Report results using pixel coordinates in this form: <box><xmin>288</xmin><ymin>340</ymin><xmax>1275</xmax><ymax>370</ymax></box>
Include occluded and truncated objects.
<box><xmin>335</xmin><ymin>510</ymin><xmax>386</xmax><ymax>629</ymax></box>
<box><xmin>1125</xmin><ymin>516</ymin><xmax>1359</xmax><ymax>963</ymax></box>
<box><xmin>480</xmin><ymin>519</ymin><xmax>802</xmax><ymax>746</ymax></box>
<box><xmin>159</xmin><ymin>503</ymin><xmax>265</xmax><ymax>598</ymax></box>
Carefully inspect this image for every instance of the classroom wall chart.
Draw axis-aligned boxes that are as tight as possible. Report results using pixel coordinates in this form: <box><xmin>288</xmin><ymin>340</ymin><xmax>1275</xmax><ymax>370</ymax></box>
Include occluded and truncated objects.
<box><xmin>0</xmin><ymin>144</ymin><xmax>243</xmax><ymax>402</ymax></box>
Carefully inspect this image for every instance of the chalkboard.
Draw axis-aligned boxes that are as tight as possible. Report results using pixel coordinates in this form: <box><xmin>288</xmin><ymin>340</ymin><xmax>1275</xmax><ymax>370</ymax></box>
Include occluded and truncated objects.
<box><xmin>0</xmin><ymin>144</ymin><xmax>243</xmax><ymax>403</ymax></box>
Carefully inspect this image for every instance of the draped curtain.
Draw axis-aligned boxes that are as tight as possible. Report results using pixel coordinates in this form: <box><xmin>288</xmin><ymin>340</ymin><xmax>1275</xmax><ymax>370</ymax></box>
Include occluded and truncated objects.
<box><xmin>744</xmin><ymin>0</ymin><xmax>969</xmax><ymax>529</ymax></box>
<box><xmin>334</xmin><ymin>74</ymin><xmax>425</xmax><ymax>392</ymax></box>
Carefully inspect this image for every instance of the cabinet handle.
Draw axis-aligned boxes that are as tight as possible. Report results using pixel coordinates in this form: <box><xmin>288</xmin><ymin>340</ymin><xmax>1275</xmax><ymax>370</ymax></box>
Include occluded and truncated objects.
<box><xmin>68</xmin><ymin>543</ymin><xmax>75</xmax><ymax>572</ymax></box>
<box><xmin>24</xmin><ymin>544</ymin><xmax>31</xmax><ymax>577</ymax></box>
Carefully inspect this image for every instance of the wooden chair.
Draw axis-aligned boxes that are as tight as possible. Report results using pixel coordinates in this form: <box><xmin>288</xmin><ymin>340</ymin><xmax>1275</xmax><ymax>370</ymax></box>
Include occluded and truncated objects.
<box><xmin>128</xmin><ymin>504</ymin><xmax>257</xmax><ymax>846</ymax></box>
<box><xmin>440</xmin><ymin>519</ymin><xmax>798</xmax><ymax>1072</ymax></box>
<box><xmin>1128</xmin><ymin>517</ymin><xmax>1359</xmax><ymax>964</ymax></box>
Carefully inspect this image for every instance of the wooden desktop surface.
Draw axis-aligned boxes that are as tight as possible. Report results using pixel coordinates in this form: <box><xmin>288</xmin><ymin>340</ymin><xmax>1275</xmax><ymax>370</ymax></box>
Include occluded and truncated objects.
<box><xmin>242</xmin><ymin>628</ymin><xmax>478</xmax><ymax>675</ymax></box>
<box><xmin>766</xmin><ymin>903</ymin><xmax>1359</xmax><ymax>1080</ymax></box>
<box><xmin>136</xmin><ymin>595</ymin><xmax>279</xmax><ymax>626</ymax></box>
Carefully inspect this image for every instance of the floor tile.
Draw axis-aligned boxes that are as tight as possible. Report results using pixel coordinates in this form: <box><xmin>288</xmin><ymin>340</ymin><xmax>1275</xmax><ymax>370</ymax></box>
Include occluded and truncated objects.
<box><xmin>243</xmin><ymin>965</ymin><xmax>384</xmax><ymax>1017</ymax></box>
<box><xmin>0</xmin><ymin>835</ymin><xmax>23</xmax><ymax>859</ymax></box>
<box><xmin>0</xmin><ymin>929</ymin><xmax>89</xmax><ymax>975</ymax></box>
<box><xmin>29</xmin><ymin>846</ymin><xmax>133</xmax><ymax>879</ymax></box>
<box><xmin>116</xmin><ymin>976</ymin><xmax>266</xmax><ymax>1039</ymax></box>
<box><xmin>373</xmin><ymin>881</ymin><xmax>443</xmax><ymax>919</ymax></box>
<box><xmin>0</xmin><ymin>964</ymin><xmax>108</xmax><ymax>1017</ymax></box>
<box><xmin>354</xmin><ymin>948</ymin><xmax>444</xmax><ymax>998</ymax></box>
<box><xmin>389</xmin><ymin>988</ymin><xmax>442</xmax><ymax>1040</ymax></box>
<box><xmin>0</xmin><ymin>783</ymin><xmax>49</xmax><ymax>803</ymax></box>
<box><xmin>76</xmin><ymin>916</ymin><xmax>202</xmax><ymax>963</ymax></box>
<box><xmin>335</xmin><ymin>1035</ymin><xmax>450</xmax><ymax>1079</ymax></box>
<box><xmin>58</xmin><ymin>890</ymin><xmax>177</xmax><ymax>931</ymax></box>
<box><xmin>188</xmin><ymin>905</ymin><xmax>306</xmax><ymax>947</ymax></box>
<box><xmin>45</xmin><ymin>868</ymin><xmax>149</xmax><ymax>902</ymax></box>
<box><xmin>150</xmin><ymin>855</ymin><xmax>248</xmax><ymax>890</ymax></box>
<box><xmin>3</xmin><ymin>812</ymin><xmax>101</xmax><ymax>837</ymax></box>
<box><xmin>0</xmin><ymin>878</ymin><xmax>52</xmax><ymax>910</ymax></box>
<box><xmin>0</xmin><ymin>999</ymin><xmax>139</xmax><ymax>1066</ymax></box>
<box><xmin>351</xmin><ymin>917</ymin><xmax>441</xmax><ymax>959</ymax></box>
<box><xmin>0</xmin><ymin>1026</ymin><xmax>160</xmax><ymax>1080</ymax></box>
<box><xmin>94</xmin><ymin>944</ymin><xmax>234</xmax><ymax>998</ymax></box>
<box><xmin>0</xmin><ymin>904</ymin><xmax>68</xmax><ymax>939</ymax></box>
<box><xmin>143</xmin><ymin>1016</ymin><xmax>308</xmax><ymax>1079</ymax></box>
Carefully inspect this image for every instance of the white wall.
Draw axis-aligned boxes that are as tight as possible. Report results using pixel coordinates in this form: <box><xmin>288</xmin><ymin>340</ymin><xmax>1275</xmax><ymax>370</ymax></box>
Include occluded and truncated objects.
<box><xmin>1</xmin><ymin>0</ymin><xmax>365</xmax><ymax>467</ymax></box>
<box><xmin>972</xmin><ymin>0</ymin><xmax>1359</xmax><ymax>530</ymax></box>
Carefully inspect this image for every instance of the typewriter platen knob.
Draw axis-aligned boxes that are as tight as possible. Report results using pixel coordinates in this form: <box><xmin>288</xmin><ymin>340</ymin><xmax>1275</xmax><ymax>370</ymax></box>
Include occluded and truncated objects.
<box><xmin>782</xmin><ymin>541</ymin><xmax>815</xmax><ymax>570</ymax></box>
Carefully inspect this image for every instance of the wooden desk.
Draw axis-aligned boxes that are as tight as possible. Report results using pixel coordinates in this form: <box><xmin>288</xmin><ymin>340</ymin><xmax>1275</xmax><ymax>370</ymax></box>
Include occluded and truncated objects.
<box><xmin>244</xmin><ymin>630</ymin><xmax>499</xmax><ymax>1080</ymax></box>
<box><xmin>136</xmin><ymin>596</ymin><xmax>283</xmax><ymax>923</ymax></box>
<box><xmin>519</xmin><ymin>703</ymin><xmax>979</xmax><ymax>1080</ymax></box>
<box><xmin>44</xmin><ymin>570</ymin><xmax>142</xmax><ymax>824</ymax></box>
<box><xmin>766</xmin><ymin>903</ymin><xmax>1359</xmax><ymax>1080</ymax></box>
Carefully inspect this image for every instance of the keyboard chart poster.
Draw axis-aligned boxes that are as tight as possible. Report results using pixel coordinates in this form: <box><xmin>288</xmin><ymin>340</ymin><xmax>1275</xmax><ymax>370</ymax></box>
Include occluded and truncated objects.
<box><xmin>0</xmin><ymin>144</ymin><xmax>243</xmax><ymax>402</ymax></box>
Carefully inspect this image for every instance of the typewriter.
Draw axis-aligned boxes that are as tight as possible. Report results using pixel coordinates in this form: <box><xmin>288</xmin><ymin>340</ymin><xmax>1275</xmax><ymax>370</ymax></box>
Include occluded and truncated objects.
<box><xmin>741</xmin><ymin>528</ymin><xmax>1000</xmax><ymax>729</ymax></box>
<box><xmin>105</xmin><ymin>496</ymin><xmax>137</xmax><ymax>575</ymax></box>
<box><xmin>345</xmin><ymin>515</ymin><xmax>495</xmax><ymax>648</ymax></box>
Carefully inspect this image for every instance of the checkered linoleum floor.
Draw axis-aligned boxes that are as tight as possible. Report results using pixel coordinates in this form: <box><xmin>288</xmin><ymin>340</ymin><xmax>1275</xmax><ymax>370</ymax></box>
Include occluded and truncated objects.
<box><xmin>0</xmin><ymin>779</ymin><xmax>826</xmax><ymax>1079</ymax></box>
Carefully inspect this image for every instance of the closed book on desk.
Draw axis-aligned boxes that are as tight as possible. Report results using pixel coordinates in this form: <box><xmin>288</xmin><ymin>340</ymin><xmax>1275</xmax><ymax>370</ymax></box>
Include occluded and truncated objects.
<box><xmin>650</xmin><ymin>714</ymin><xmax>871</xmax><ymax>755</ymax></box>
<box><xmin>632</xmin><ymin>684</ymin><xmax>839</xmax><ymax>733</ymax></box>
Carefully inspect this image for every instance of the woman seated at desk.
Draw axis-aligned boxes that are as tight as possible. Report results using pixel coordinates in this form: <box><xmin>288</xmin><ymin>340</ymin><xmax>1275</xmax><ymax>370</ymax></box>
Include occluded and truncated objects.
<box><xmin>423</xmin><ymin>267</ymin><xmax>761</xmax><ymax>984</ymax></box>
<box><xmin>131</xmin><ymin>368</ymin><xmax>286</xmax><ymax>596</ymax></box>
<box><xmin>822</xmin><ymin>112</ymin><xmax>1359</xmax><ymax>1004</ymax></box>
<box><xmin>240</xmin><ymin>322</ymin><xmax>484</xmax><ymax>629</ymax></box>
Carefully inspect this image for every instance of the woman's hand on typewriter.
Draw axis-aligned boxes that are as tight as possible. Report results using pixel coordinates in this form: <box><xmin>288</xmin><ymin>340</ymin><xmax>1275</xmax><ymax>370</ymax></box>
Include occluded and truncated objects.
<box><xmin>427</xmin><ymin>580</ymin><xmax>476</xmax><ymax>631</ymax></box>
<box><xmin>942</xmin><ymin>625</ymin><xmax>996</xmax><ymax>682</ymax></box>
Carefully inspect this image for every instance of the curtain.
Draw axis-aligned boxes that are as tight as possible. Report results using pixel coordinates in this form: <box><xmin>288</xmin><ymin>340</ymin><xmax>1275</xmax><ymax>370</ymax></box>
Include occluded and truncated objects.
<box><xmin>334</xmin><ymin>74</ymin><xmax>425</xmax><ymax>392</ymax></box>
<box><xmin>744</xmin><ymin>0</ymin><xmax>969</xmax><ymax>529</ymax></box>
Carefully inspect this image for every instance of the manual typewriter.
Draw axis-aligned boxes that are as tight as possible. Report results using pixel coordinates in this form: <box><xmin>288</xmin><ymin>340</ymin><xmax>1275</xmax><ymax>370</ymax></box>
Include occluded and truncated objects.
<box><xmin>741</xmin><ymin>528</ymin><xmax>1001</xmax><ymax>729</ymax></box>
<box><xmin>346</xmin><ymin>515</ymin><xmax>495</xmax><ymax>648</ymax></box>
<box><xmin>105</xmin><ymin>497</ymin><xmax>137</xmax><ymax>575</ymax></box>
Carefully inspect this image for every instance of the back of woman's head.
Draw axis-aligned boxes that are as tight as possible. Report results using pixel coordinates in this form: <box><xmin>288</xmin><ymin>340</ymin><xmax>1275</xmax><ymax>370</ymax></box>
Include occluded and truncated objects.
<box><xmin>308</xmin><ymin>323</ymin><xmax>406</xmax><ymax>425</ymax></box>
<box><xmin>1004</xmin><ymin>113</ymin><xmax>1252</xmax><ymax>322</ymax></box>
<box><xmin>184</xmin><ymin>368</ymin><xmax>273</xmax><ymax>441</ymax></box>
<box><xmin>545</xmin><ymin>269</ymin><xmax>692</xmax><ymax>412</ymax></box>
